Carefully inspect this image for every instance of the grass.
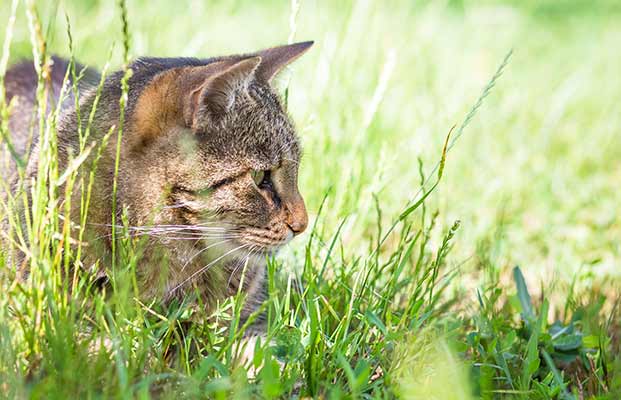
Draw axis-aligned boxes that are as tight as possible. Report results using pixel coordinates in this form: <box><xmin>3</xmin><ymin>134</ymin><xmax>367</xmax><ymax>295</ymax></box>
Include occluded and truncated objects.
<box><xmin>1</xmin><ymin>0</ymin><xmax>620</xmax><ymax>398</ymax></box>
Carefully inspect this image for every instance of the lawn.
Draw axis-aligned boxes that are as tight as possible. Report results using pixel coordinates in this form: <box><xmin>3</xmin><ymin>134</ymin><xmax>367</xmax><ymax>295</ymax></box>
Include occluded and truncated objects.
<box><xmin>0</xmin><ymin>0</ymin><xmax>620</xmax><ymax>398</ymax></box>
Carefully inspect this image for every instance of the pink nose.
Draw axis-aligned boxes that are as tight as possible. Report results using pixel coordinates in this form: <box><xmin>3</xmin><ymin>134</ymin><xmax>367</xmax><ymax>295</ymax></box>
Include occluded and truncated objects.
<box><xmin>287</xmin><ymin>218</ymin><xmax>307</xmax><ymax>235</ymax></box>
<box><xmin>286</xmin><ymin>203</ymin><xmax>308</xmax><ymax>235</ymax></box>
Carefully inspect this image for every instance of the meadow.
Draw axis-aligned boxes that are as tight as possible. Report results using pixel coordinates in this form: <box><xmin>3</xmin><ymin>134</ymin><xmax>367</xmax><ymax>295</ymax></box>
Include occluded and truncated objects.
<box><xmin>0</xmin><ymin>0</ymin><xmax>620</xmax><ymax>398</ymax></box>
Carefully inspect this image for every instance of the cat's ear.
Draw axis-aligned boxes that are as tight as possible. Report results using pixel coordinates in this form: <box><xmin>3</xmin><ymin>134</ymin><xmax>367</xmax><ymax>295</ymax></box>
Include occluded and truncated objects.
<box><xmin>255</xmin><ymin>41</ymin><xmax>314</xmax><ymax>82</ymax></box>
<box><xmin>192</xmin><ymin>56</ymin><xmax>261</xmax><ymax>126</ymax></box>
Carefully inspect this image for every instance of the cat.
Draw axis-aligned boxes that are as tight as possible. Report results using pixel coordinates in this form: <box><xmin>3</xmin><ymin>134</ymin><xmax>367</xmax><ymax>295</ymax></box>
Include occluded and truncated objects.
<box><xmin>1</xmin><ymin>42</ymin><xmax>312</xmax><ymax>333</ymax></box>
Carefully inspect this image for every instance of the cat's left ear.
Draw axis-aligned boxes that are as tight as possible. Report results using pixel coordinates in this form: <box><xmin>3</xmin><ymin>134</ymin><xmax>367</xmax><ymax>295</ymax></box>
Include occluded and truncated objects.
<box><xmin>190</xmin><ymin>56</ymin><xmax>262</xmax><ymax>128</ymax></box>
<box><xmin>254</xmin><ymin>41</ymin><xmax>314</xmax><ymax>82</ymax></box>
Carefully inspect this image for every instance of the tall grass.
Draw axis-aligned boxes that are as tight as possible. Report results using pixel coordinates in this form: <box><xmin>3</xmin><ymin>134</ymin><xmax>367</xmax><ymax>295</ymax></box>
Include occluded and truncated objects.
<box><xmin>1</xmin><ymin>0</ymin><xmax>620</xmax><ymax>398</ymax></box>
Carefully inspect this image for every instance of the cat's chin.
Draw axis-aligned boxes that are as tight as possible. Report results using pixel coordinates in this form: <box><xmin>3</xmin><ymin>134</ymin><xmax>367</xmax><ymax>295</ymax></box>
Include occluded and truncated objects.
<box><xmin>240</xmin><ymin>240</ymin><xmax>289</xmax><ymax>257</ymax></box>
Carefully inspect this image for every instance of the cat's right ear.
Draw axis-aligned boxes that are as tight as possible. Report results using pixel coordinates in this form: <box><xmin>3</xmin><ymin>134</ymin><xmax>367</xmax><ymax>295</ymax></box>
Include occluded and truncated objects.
<box><xmin>134</xmin><ymin>58</ymin><xmax>260</xmax><ymax>145</ymax></box>
<box><xmin>188</xmin><ymin>56</ymin><xmax>261</xmax><ymax>129</ymax></box>
<box><xmin>255</xmin><ymin>41</ymin><xmax>314</xmax><ymax>82</ymax></box>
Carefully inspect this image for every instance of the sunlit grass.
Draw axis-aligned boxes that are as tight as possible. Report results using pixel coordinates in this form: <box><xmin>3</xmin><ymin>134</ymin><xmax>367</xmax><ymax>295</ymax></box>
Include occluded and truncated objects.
<box><xmin>1</xmin><ymin>0</ymin><xmax>620</xmax><ymax>398</ymax></box>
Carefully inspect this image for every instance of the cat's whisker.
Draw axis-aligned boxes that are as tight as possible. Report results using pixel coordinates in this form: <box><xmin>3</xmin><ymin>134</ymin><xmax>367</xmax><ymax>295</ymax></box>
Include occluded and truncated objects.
<box><xmin>181</xmin><ymin>238</ymin><xmax>235</xmax><ymax>272</ymax></box>
<box><xmin>227</xmin><ymin>252</ymin><xmax>246</xmax><ymax>289</ymax></box>
<box><xmin>170</xmin><ymin>243</ymin><xmax>250</xmax><ymax>294</ymax></box>
<box><xmin>194</xmin><ymin>222</ymin><xmax>237</xmax><ymax>228</ymax></box>
<box><xmin>148</xmin><ymin>229</ymin><xmax>235</xmax><ymax>237</ymax></box>
<box><xmin>89</xmin><ymin>222</ymin><xmax>231</xmax><ymax>233</ymax></box>
<box><xmin>95</xmin><ymin>229</ymin><xmax>239</xmax><ymax>238</ymax></box>
<box><xmin>131</xmin><ymin>226</ymin><xmax>229</xmax><ymax>232</ymax></box>
<box><xmin>159</xmin><ymin>235</ymin><xmax>237</xmax><ymax>241</ymax></box>
<box><xmin>92</xmin><ymin>227</ymin><xmax>242</xmax><ymax>241</ymax></box>
<box><xmin>115</xmin><ymin>224</ymin><xmax>224</xmax><ymax>232</ymax></box>
<box><xmin>137</xmin><ymin>228</ymin><xmax>233</xmax><ymax>236</ymax></box>
<box><xmin>227</xmin><ymin>245</ymin><xmax>258</xmax><ymax>288</ymax></box>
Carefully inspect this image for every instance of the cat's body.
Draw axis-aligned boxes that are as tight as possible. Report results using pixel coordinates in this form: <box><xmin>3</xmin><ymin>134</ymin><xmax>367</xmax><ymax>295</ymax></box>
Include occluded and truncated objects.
<box><xmin>1</xmin><ymin>56</ymin><xmax>99</xmax><ymax>183</ymax></box>
<box><xmin>2</xmin><ymin>43</ymin><xmax>312</xmax><ymax>329</ymax></box>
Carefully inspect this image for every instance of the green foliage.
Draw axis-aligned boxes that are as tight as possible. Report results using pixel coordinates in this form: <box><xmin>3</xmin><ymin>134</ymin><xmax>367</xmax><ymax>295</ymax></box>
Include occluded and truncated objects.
<box><xmin>1</xmin><ymin>0</ymin><xmax>620</xmax><ymax>398</ymax></box>
<box><xmin>466</xmin><ymin>267</ymin><xmax>615</xmax><ymax>399</ymax></box>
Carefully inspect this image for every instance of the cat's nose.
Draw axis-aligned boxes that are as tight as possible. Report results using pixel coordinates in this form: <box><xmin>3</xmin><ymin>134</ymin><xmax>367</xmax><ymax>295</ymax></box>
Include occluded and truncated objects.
<box><xmin>287</xmin><ymin>218</ymin><xmax>307</xmax><ymax>235</ymax></box>
<box><xmin>286</xmin><ymin>202</ymin><xmax>308</xmax><ymax>235</ymax></box>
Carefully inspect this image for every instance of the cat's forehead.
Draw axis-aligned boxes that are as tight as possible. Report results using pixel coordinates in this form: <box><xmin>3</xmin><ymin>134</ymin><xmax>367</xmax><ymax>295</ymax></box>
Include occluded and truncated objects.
<box><xmin>205</xmin><ymin>82</ymin><xmax>301</xmax><ymax>166</ymax></box>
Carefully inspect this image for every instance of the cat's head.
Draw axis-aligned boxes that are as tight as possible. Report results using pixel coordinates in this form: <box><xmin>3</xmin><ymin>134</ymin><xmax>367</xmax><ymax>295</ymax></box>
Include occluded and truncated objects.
<box><xmin>120</xmin><ymin>42</ymin><xmax>313</xmax><ymax>260</ymax></box>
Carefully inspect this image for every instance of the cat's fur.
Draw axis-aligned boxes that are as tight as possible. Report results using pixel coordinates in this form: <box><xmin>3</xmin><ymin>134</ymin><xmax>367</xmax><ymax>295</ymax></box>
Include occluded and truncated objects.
<box><xmin>2</xmin><ymin>42</ymin><xmax>312</xmax><ymax>329</ymax></box>
<box><xmin>1</xmin><ymin>56</ymin><xmax>99</xmax><ymax>183</ymax></box>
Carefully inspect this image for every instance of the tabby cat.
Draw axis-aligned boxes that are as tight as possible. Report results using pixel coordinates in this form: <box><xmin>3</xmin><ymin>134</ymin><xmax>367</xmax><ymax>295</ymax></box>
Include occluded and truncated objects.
<box><xmin>1</xmin><ymin>42</ymin><xmax>313</xmax><ymax>330</ymax></box>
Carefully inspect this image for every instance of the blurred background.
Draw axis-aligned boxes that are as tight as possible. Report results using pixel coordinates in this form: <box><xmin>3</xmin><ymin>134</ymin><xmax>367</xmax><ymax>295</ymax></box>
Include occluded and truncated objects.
<box><xmin>2</xmin><ymin>0</ymin><xmax>620</xmax><ymax>292</ymax></box>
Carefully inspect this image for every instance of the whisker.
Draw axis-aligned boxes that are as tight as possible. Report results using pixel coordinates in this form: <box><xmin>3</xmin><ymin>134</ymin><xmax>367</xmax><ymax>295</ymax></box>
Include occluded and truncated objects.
<box><xmin>93</xmin><ymin>230</ymin><xmax>241</xmax><ymax>241</ymax></box>
<box><xmin>170</xmin><ymin>243</ymin><xmax>250</xmax><ymax>294</ymax></box>
<box><xmin>131</xmin><ymin>229</ymin><xmax>236</xmax><ymax>237</ymax></box>
<box><xmin>130</xmin><ymin>226</ymin><xmax>229</xmax><ymax>233</ymax></box>
<box><xmin>157</xmin><ymin>235</ymin><xmax>239</xmax><ymax>241</ymax></box>
<box><xmin>181</xmin><ymin>238</ymin><xmax>234</xmax><ymax>272</ymax></box>
<box><xmin>90</xmin><ymin>222</ymin><xmax>241</xmax><ymax>240</ymax></box>
<box><xmin>227</xmin><ymin>245</ymin><xmax>258</xmax><ymax>288</ymax></box>
<box><xmin>89</xmin><ymin>222</ymin><xmax>231</xmax><ymax>231</ymax></box>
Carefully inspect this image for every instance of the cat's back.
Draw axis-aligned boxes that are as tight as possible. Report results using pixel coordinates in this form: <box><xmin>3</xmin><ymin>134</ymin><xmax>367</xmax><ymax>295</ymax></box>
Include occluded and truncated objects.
<box><xmin>1</xmin><ymin>56</ymin><xmax>99</xmax><ymax>183</ymax></box>
<box><xmin>2</xmin><ymin>60</ymin><xmax>40</xmax><ymax>174</ymax></box>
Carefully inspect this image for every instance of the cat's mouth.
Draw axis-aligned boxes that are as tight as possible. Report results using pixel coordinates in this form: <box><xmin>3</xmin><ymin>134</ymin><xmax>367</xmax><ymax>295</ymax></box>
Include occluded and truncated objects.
<box><xmin>237</xmin><ymin>226</ymin><xmax>294</xmax><ymax>252</ymax></box>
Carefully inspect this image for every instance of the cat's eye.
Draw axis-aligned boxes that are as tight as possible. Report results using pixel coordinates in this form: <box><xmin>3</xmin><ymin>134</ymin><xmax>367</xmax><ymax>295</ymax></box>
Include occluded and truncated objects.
<box><xmin>251</xmin><ymin>169</ymin><xmax>271</xmax><ymax>187</ymax></box>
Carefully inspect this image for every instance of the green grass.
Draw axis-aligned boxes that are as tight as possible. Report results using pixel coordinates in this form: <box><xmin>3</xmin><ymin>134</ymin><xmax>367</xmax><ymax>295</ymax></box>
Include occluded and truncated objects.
<box><xmin>1</xmin><ymin>0</ymin><xmax>620</xmax><ymax>398</ymax></box>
